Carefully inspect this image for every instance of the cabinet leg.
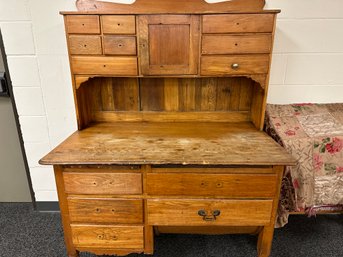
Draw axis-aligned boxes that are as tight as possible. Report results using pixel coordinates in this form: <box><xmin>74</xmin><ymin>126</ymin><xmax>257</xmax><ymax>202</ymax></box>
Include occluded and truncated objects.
<box><xmin>67</xmin><ymin>250</ymin><xmax>79</xmax><ymax>257</ymax></box>
<box><xmin>257</xmin><ymin>226</ymin><xmax>274</xmax><ymax>257</ymax></box>
<box><xmin>144</xmin><ymin>225</ymin><xmax>154</xmax><ymax>254</ymax></box>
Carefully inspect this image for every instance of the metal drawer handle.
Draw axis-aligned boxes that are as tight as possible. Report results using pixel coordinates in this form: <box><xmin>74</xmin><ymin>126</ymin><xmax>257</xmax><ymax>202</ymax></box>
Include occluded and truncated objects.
<box><xmin>198</xmin><ymin>209</ymin><xmax>221</xmax><ymax>221</ymax></box>
<box><xmin>231</xmin><ymin>63</ymin><xmax>239</xmax><ymax>70</ymax></box>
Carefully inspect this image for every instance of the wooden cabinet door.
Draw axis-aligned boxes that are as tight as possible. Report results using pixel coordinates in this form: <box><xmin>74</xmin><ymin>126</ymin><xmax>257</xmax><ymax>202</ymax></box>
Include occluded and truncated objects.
<box><xmin>138</xmin><ymin>15</ymin><xmax>199</xmax><ymax>75</ymax></box>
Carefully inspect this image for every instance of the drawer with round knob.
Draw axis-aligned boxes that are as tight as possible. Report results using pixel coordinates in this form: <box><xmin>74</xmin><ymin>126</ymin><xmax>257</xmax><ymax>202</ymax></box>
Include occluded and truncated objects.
<box><xmin>66</xmin><ymin>15</ymin><xmax>100</xmax><ymax>34</ymax></box>
<box><xmin>202</xmin><ymin>14</ymin><xmax>274</xmax><ymax>33</ymax></box>
<box><xmin>67</xmin><ymin>198</ymin><xmax>143</xmax><ymax>223</ymax></box>
<box><xmin>147</xmin><ymin>199</ymin><xmax>273</xmax><ymax>226</ymax></box>
<box><xmin>202</xmin><ymin>34</ymin><xmax>272</xmax><ymax>55</ymax></box>
<box><xmin>101</xmin><ymin>15</ymin><xmax>136</xmax><ymax>34</ymax></box>
<box><xmin>71</xmin><ymin>225</ymin><xmax>144</xmax><ymax>249</ymax></box>
<box><xmin>146</xmin><ymin>173</ymin><xmax>278</xmax><ymax>198</ymax></box>
<box><xmin>103</xmin><ymin>36</ymin><xmax>137</xmax><ymax>55</ymax></box>
<box><xmin>71</xmin><ymin>56</ymin><xmax>138</xmax><ymax>75</ymax></box>
<box><xmin>63</xmin><ymin>172</ymin><xmax>142</xmax><ymax>195</ymax></box>
<box><xmin>200</xmin><ymin>55</ymin><xmax>269</xmax><ymax>76</ymax></box>
<box><xmin>68</xmin><ymin>35</ymin><xmax>102</xmax><ymax>55</ymax></box>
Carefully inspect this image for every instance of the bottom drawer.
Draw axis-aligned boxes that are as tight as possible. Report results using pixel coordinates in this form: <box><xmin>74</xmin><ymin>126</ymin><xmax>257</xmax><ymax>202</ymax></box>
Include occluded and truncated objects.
<box><xmin>71</xmin><ymin>225</ymin><xmax>144</xmax><ymax>249</ymax></box>
<box><xmin>147</xmin><ymin>199</ymin><xmax>273</xmax><ymax>226</ymax></box>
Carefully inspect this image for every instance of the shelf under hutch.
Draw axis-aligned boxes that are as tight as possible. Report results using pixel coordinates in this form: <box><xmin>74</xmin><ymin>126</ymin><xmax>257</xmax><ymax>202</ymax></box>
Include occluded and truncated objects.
<box><xmin>40</xmin><ymin>1</ymin><xmax>295</xmax><ymax>256</ymax></box>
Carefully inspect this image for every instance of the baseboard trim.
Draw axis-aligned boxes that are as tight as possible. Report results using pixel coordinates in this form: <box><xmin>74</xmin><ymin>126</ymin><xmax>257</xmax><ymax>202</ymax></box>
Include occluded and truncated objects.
<box><xmin>36</xmin><ymin>201</ymin><xmax>60</xmax><ymax>212</ymax></box>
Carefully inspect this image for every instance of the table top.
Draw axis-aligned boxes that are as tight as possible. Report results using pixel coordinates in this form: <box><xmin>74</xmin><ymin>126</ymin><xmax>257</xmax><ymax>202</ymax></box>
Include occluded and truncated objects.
<box><xmin>40</xmin><ymin>122</ymin><xmax>295</xmax><ymax>166</ymax></box>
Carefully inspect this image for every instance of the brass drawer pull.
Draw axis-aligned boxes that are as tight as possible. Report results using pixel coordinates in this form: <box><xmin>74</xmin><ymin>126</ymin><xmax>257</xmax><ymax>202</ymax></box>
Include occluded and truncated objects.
<box><xmin>231</xmin><ymin>63</ymin><xmax>239</xmax><ymax>69</ymax></box>
<box><xmin>197</xmin><ymin>209</ymin><xmax>221</xmax><ymax>221</ymax></box>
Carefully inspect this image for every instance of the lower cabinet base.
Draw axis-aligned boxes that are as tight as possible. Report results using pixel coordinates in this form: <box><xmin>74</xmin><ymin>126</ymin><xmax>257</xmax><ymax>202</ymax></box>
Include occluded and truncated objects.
<box><xmin>66</xmin><ymin>225</ymin><xmax>276</xmax><ymax>257</ymax></box>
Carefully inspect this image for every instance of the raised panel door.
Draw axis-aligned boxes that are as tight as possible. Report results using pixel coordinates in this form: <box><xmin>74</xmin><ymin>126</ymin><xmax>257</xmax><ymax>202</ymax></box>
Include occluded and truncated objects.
<box><xmin>138</xmin><ymin>15</ymin><xmax>199</xmax><ymax>75</ymax></box>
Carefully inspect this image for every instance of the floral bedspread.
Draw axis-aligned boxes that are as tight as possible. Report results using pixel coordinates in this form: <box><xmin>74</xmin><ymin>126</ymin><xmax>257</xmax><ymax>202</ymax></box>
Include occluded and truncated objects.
<box><xmin>265</xmin><ymin>103</ymin><xmax>343</xmax><ymax>227</ymax></box>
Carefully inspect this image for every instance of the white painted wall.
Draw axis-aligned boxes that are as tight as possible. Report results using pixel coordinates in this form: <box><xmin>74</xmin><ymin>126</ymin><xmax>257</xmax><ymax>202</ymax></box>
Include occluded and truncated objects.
<box><xmin>1</xmin><ymin>0</ymin><xmax>342</xmax><ymax>201</ymax></box>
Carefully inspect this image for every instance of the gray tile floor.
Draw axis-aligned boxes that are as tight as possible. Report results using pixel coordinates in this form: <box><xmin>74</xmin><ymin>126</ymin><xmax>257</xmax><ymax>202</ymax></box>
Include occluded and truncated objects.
<box><xmin>0</xmin><ymin>203</ymin><xmax>342</xmax><ymax>257</ymax></box>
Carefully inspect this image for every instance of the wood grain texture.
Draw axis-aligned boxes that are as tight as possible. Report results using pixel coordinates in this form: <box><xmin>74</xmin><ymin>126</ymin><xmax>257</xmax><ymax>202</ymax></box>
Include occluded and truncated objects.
<box><xmin>139</xmin><ymin>77</ymin><xmax>253</xmax><ymax>112</ymax></box>
<box><xmin>66</xmin><ymin>15</ymin><xmax>100</xmax><ymax>34</ymax></box>
<box><xmin>155</xmin><ymin>226</ymin><xmax>260</xmax><ymax>235</ymax></box>
<box><xmin>68</xmin><ymin>198</ymin><xmax>143</xmax><ymax>224</ymax></box>
<box><xmin>40</xmin><ymin>122</ymin><xmax>295</xmax><ymax>166</ymax></box>
<box><xmin>201</xmin><ymin>55</ymin><xmax>269</xmax><ymax>76</ymax></box>
<box><xmin>202</xmin><ymin>14</ymin><xmax>274</xmax><ymax>33</ymax></box>
<box><xmin>257</xmin><ymin>166</ymin><xmax>284</xmax><ymax>257</ymax></box>
<box><xmin>71</xmin><ymin>225</ymin><xmax>144</xmax><ymax>248</ymax></box>
<box><xmin>54</xmin><ymin>166</ymin><xmax>80</xmax><ymax>257</ymax></box>
<box><xmin>103</xmin><ymin>36</ymin><xmax>136</xmax><ymax>55</ymax></box>
<box><xmin>69</xmin><ymin>35</ymin><xmax>102</xmax><ymax>55</ymax></box>
<box><xmin>63</xmin><ymin>172</ymin><xmax>142</xmax><ymax>195</ymax></box>
<box><xmin>147</xmin><ymin>199</ymin><xmax>273</xmax><ymax>226</ymax></box>
<box><xmin>202</xmin><ymin>34</ymin><xmax>272</xmax><ymax>55</ymax></box>
<box><xmin>93</xmin><ymin>111</ymin><xmax>250</xmax><ymax>123</ymax></box>
<box><xmin>71</xmin><ymin>56</ymin><xmax>138</xmax><ymax>75</ymax></box>
<box><xmin>146</xmin><ymin>173</ymin><xmax>277</xmax><ymax>198</ymax></box>
<box><xmin>73</xmin><ymin>0</ymin><xmax>268</xmax><ymax>14</ymax></box>
<box><xmin>101</xmin><ymin>15</ymin><xmax>136</xmax><ymax>34</ymax></box>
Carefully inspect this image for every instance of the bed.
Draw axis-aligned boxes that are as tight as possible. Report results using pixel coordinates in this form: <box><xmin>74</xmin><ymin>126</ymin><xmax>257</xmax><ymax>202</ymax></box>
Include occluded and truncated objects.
<box><xmin>265</xmin><ymin>103</ymin><xmax>343</xmax><ymax>227</ymax></box>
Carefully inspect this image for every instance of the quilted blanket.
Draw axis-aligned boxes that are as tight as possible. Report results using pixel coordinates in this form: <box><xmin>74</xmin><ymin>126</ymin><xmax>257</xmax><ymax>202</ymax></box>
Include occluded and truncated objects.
<box><xmin>265</xmin><ymin>103</ymin><xmax>343</xmax><ymax>227</ymax></box>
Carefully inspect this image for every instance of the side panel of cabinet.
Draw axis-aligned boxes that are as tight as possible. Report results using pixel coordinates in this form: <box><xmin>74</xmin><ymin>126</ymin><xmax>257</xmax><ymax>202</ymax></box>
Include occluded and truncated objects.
<box><xmin>138</xmin><ymin>15</ymin><xmax>199</xmax><ymax>75</ymax></box>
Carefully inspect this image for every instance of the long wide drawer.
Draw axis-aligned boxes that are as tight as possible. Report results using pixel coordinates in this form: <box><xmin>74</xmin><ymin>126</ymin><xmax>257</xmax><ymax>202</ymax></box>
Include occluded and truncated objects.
<box><xmin>201</xmin><ymin>55</ymin><xmax>269</xmax><ymax>76</ymax></box>
<box><xmin>68</xmin><ymin>198</ymin><xmax>143</xmax><ymax>223</ymax></box>
<box><xmin>71</xmin><ymin>56</ymin><xmax>138</xmax><ymax>75</ymax></box>
<box><xmin>202</xmin><ymin>34</ymin><xmax>272</xmax><ymax>54</ymax></box>
<box><xmin>147</xmin><ymin>199</ymin><xmax>273</xmax><ymax>226</ymax></box>
<box><xmin>146</xmin><ymin>173</ymin><xmax>277</xmax><ymax>198</ymax></box>
<box><xmin>202</xmin><ymin>14</ymin><xmax>274</xmax><ymax>33</ymax></box>
<box><xmin>63</xmin><ymin>172</ymin><xmax>142</xmax><ymax>195</ymax></box>
<box><xmin>71</xmin><ymin>225</ymin><xmax>144</xmax><ymax>249</ymax></box>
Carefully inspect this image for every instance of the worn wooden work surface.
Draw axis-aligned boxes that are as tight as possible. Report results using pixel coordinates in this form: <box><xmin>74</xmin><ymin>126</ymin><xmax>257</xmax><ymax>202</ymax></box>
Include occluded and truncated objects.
<box><xmin>40</xmin><ymin>122</ymin><xmax>295</xmax><ymax>166</ymax></box>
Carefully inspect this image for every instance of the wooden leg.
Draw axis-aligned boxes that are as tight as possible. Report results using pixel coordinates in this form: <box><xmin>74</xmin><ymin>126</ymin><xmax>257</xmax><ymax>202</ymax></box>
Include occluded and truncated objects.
<box><xmin>67</xmin><ymin>251</ymin><xmax>79</xmax><ymax>257</ymax></box>
<box><xmin>257</xmin><ymin>225</ymin><xmax>274</xmax><ymax>257</ymax></box>
<box><xmin>144</xmin><ymin>225</ymin><xmax>154</xmax><ymax>254</ymax></box>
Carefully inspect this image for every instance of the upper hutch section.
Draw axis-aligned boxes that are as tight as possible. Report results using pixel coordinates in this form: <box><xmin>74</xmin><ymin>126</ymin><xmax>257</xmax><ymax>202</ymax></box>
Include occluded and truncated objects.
<box><xmin>62</xmin><ymin>0</ymin><xmax>279</xmax><ymax>130</ymax></box>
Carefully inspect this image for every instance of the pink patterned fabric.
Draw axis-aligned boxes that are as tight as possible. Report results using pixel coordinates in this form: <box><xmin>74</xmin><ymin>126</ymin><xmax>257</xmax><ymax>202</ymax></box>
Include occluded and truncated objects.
<box><xmin>265</xmin><ymin>103</ymin><xmax>343</xmax><ymax>227</ymax></box>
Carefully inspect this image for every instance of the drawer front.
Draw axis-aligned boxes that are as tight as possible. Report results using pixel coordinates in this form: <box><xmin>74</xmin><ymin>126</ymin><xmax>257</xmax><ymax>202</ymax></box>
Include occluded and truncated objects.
<box><xmin>71</xmin><ymin>225</ymin><xmax>144</xmax><ymax>249</ymax></box>
<box><xmin>201</xmin><ymin>55</ymin><xmax>269</xmax><ymax>76</ymax></box>
<box><xmin>147</xmin><ymin>199</ymin><xmax>273</xmax><ymax>226</ymax></box>
<box><xmin>102</xmin><ymin>15</ymin><xmax>136</xmax><ymax>34</ymax></box>
<box><xmin>63</xmin><ymin>172</ymin><xmax>142</xmax><ymax>194</ymax></box>
<box><xmin>103</xmin><ymin>36</ymin><xmax>137</xmax><ymax>55</ymax></box>
<box><xmin>202</xmin><ymin>34</ymin><xmax>272</xmax><ymax>55</ymax></box>
<box><xmin>66</xmin><ymin>15</ymin><xmax>100</xmax><ymax>34</ymax></box>
<box><xmin>71</xmin><ymin>56</ymin><xmax>138</xmax><ymax>75</ymax></box>
<box><xmin>68</xmin><ymin>198</ymin><xmax>143</xmax><ymax>224</ymax></box>
<box><xmin>146</xmin><ymin>173</ymin><xmax>277</xmax><ymax>197</ymax></box>
<box><xmin>202</xmin><ymin>14</ymin><xmax>274</xmax><ymax>33</ymax></box>
<box><xmin>69</xmin><ymin>35</ymin><xmax>102</xmax><ymax>55</ymax></box>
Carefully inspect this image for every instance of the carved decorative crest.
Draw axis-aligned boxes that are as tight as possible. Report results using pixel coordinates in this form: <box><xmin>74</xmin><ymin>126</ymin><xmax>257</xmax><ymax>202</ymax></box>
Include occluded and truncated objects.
<box><xmin>75</xmin><ymin>0</ymin><xmax>266</xmax><ymax>13</ymax></box>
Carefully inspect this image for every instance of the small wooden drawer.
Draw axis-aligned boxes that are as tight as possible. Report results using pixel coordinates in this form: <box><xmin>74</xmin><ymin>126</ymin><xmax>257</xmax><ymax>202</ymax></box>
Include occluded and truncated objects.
<box><xmin>103</xmin><ymin>36</ymin><xmax>137</xmax><ymax>55</ymax></box>
<box><xmin>71</xmin><ymin>56</ymin><xmax>138</xmax><ymax>75</ymax></box>
<box><xmin>68</xmin><ymin>198</ymin><xmax>143</xmax><ymax>224</ymax></box>
<box><xmin>63</xmin><ymin>172</ymin><xmax>142</xmax><ymax>194</ymax></box>
<box><xmin>71</xmin><ymin>225</ymin><xmax>144</xmax><ymax>249</ymax></box>
<box><xmin>202</xmin><ymin>34</ymin><xmax>272</xmax><ymax>55</ymax></box>
<box><xmin>68</xmin><ymin>35</ymin><xmax>102</xmax><ymax>55</ymax></box>
<box><xmin>146</xmin><ymin>173</ymin><xmax>277</xmax><ymax>198</ymax></box>
<box><xmin>147</xmin><ymin>199</ymin><xmax>273</xmax><ymax>226</ymax></box>
<box><xmin>66</xmin><ymin>15</ymin><xmax>100</xmax><ymax>34</ymax></box>
<box><xmin>202</xmin><ymin>14</ymin><xmax>274</xmax><ymax>33</ymax></box>
<box><xmin>201</xmin><ymin>55</ymin><xmax>269</xmax><ymax>76</ymax></box>
<box><xmin>102</xmin><ymin>15</ymin><xmax>136</xmax><ymax>34</ymax></box>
